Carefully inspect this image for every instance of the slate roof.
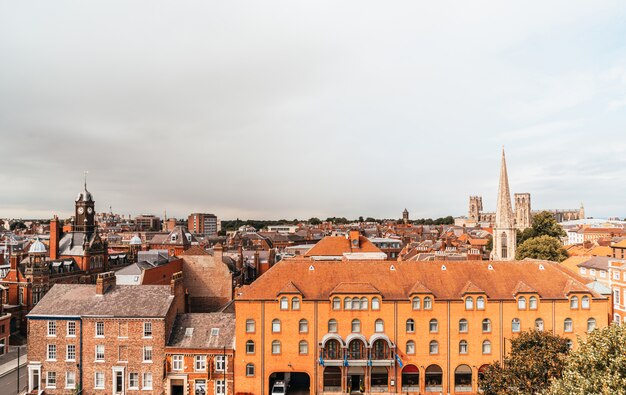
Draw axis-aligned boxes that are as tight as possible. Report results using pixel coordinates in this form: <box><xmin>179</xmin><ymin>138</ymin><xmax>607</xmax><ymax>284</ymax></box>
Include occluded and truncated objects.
<box><xmin>167</xmin><ymin>313</ymin><xmax>235</xmax><ymax>349</ymax></box>
<box><xmin>58</xmin><ymin>232</ymin><xmax>99</xmax><ymax>256</ymax></box>
<box><xmin>236</xmin><ymin>259</ymin><xmax>605</xmax><ymax>301</ymax></box>
<box><xmin>28</xmin><ymin>283</ymin><xmax>174</xmax><ymax>317</ymax></box>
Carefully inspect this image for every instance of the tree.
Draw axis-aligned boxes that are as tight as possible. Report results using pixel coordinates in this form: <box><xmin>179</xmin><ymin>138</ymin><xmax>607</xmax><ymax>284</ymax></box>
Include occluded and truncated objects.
<box><xmin>358</xmin><ymin>216</ymin><xmax>364</xmax><ymax>223</ymax></box>
<box><xmin>547</xmin><ymin>324</ymin><xmax>626</xmax><ymax>395</ymax></box>
<box><xmin>480</xmin><ymin>330</ymin><xmax>570</xmax><ymax>395</ymax></box>
<box><xmin>516</xmin><ymin>235</ymin><xmax>569</xmax><ymax>262</ymax></box>
<box><xmin>308</xmin><ymin>217</ymin><xmax>321</xmax><ymax>225</ymax></box>
<box><xmin>518</xmin><ymin>211</ymin><xmax>566</xmax><ymax>245</ymax></box>
<box><xmin>10</xmin><ymin>221</ymin><xmax>26</xmax><ymax>231</ymax></box>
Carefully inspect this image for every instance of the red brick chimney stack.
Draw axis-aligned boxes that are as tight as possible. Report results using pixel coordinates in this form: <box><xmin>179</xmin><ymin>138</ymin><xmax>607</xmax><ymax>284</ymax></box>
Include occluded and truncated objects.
<box><xmin>96</xmin><ymin>271</ymin><xmax>116</xmax><ymax>295</ymax></box>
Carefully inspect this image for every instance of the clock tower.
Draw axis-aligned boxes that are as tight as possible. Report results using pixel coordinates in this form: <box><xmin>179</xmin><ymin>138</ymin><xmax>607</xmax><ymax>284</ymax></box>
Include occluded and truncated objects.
<box><xmin>74</xmin><ymin>177</ymin><xmax>96</xmax><ymax>233</ymax></box>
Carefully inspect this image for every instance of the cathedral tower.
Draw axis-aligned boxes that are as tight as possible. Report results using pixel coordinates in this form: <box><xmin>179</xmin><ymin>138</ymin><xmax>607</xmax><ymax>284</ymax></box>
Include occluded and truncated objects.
<box><xmin>491</xmin><ymin>149</ymin><xmax>516</xmax><ymax>261</ymax></box>
<box><xmin>469</xmin><ymin>196</ymin><xmax>483</xmax><ymax>221</ymax></box>
<box><xmin>74</xmin><ymin>176</ymin><xmax>95</xmax><ymax>233</ymax></box>
<box><xmin>514</xmin><ymin>193</ymin><xmax>532</xmax><ymax>230</ymax></box>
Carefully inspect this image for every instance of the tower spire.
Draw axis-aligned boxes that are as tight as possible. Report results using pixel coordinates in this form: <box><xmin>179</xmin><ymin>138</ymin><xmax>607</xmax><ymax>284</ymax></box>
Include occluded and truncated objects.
<box><xmin>495</xmin><ymin>148</ymin><xmax>514</xmax><ymax>228</ymax></box>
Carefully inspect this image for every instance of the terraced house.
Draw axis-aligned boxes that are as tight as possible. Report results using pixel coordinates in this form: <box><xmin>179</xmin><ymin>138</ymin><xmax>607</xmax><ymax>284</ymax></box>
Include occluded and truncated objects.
<box><xmin>234</xmin><ymin>259</ymin><xmax>610</xmax><ymax>395</ymax></box>
<box><xmin>26</xmin><ymin>271</ymin><xmax>185</xmax><ymax>394</ymax></box>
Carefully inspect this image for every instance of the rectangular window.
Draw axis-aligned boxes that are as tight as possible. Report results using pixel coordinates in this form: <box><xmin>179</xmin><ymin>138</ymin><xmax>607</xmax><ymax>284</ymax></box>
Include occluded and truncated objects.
<box><xmin>143</xmin><ymin>322</ymin><xmax>152</xmax><ymax>338</ymax></box>
<box><xmin>614</xmin><ymin>271</ymin><xmax>621</xmax><ymax>280</ymax></box>
<box><xmin>95</xmin><ymin>344</ymin><xmax>105</xmax><ymax>361</ymax></box>
<box><xmin>142</xmin><ymin>372</ymin><xmax>153</xmax><ymax>390</ymax></box>
<box><xmin>215</xmin><ymin>380</ymin><xmax>225</xmax><ymax>395</ymax></box>
<box><xmin>580</xmin><ymin>267</ymin><xmax>586</xmax><ymax>274</ymax></box>
<box><xmin>46</xmin><ymin>371</ymin><xmax>56</xmax><ymax>388</ymax></box>
<box><xmin>47</xmin><ymin>321</ymin><xmax>56</xmax><ymax>336</ymax></box>
<box><xmin>47</xmin><ymin>344</ymin><xmax>57</xmax><ymax>360</ymax></box>
<box><xmin>215</xmin><ymin>355</ymin><xmax>226</xmax><ymax>372</ymax></box>
<box><xmin>143</xmin><ymin>346</ymin><xmax>152</xmax><ymax>362</ymax></box>
<box><xmin>95</xmin><ymin>322</ymin><xmax>104</xmax><ymax>337</ymax></box>
<box><xmin>66</xmin><ymin>371</ymin><xmax>76</xmax><ymax>389</ymax></box>
<box><xmin>66</xmin><ymin>344</ymin><xmax>76</xmax><ymax>361</ymax></box>
<box><xmin>245</xmin><ymin>319</ymin><xmax>255</xmax><ymax>333</ymax></box>
<box><xmin>129</xmin><ymin>373</ymin><xmax>139</xmax><ymax>389</ymax></box>
<box><xmin>67</xmin><ymin>321</ymin><xmax>76</xmax><ymax>337</ymax></box>
<box><xmin>118</xmin><ymin>346</ymin><xmax>128</xmax><ymax>362</ymax></box>
<box><xmin>615</xmin><ymin>289</ymin><xmax>621</xmax><ymax>305</ymax></box>
<box><xmin>600</xmin><ymin>271</ymin><xmax>607</xmax><ymax>278</ymax></box>
<box><xmin>94</xmin><ymin>372</ymin><xmax>105</xmax><ymax>389</ymax></box>
<box><xmin>172</xmin><ymin>355</ymin><xmax>183</xmax><ymax>371</ymax></box>
<box><xmin>195</xmin><ymin>355</ymin><xmax>207</xmax><ymax>371</ymax></box>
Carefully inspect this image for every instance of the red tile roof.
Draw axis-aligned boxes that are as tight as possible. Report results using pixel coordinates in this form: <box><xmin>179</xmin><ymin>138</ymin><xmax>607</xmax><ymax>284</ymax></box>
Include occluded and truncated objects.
<box><xmin>331</xmin><ymin>282</ymin><xmax>381</xmax><ymax>295</ymax></box>
<box><xmin>304</xmin><ymin>236</ymin><xmax>382</xmax><ymax>257</ymax></box>
<box><xmin>237</xmin><ymin>259</ymin><xmax>604</xmax><ymax>301</ymax></box>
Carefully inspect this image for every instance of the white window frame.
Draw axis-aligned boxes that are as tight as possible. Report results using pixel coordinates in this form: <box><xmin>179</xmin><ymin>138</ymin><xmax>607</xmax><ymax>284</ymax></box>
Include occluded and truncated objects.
<box><xmin>46</xmin><ymin>371</ymin><xmax>56</xmax><ymax>388</ymax></box>
<box><xmin>94</xmin><ymin>371</ymin><xmax>105</xmax><ymax>389</ymax></box>
<box><xmin>65</xmin><ymin>371</ymin><xmax>76</xmax><ymax>389</ymax></box>
<box><xmin>143</xmin><ymin>346</ymin><xmax>153</xmax><ymax>363</ymax></box>
<box><xmin>142</xmin><ymin>372</ymin><xmax>153</xmax><ymax>390</ymax></box>
<box><xmin>47</xmin><ymin>344</ymin><xmax>57</xmax><ymax>361</ymax></box>
<box><xmin>67</xmin><ymin>321</ymin><xmax>76</xmax><ymax>337</ymax></box>
<box><xmin>66</xmin><ymin>344</ymin><xmax>76</xmax><ymax>362</ymax></box>
<box><xmin>143</xmin><ymin>322</ymin><xmax>152</xmax><ymax>338</ymax></box>
<box><xmin>246</xmin><ymin>363</ymin><xmax>255</xmax><ymax>377</ymax></box>
<box><xmin>129</xmin><ymin>372</ymin><xmax>139</xmax><ymax>389</ymax></box>
<box><xmin>245</xmin><ymin>319</ymin><xmax>255</xmax><ymax>333</ymax></box>
<box><xmin>95</xmin><ymin>344</ymin><xmax>105</xmax><ymax>361</ymax></box>
<box><xmin>95</xmin><ymin>322</ymin><xmax>104</xmax><ymax>337</ymax></box>
<box><xmin>215</xmin><ymin>379</ymin><xmax>225</xmax><ymax>395</ymax></box>
<box><xmin>47</xmin><ymin>321</ymin><xmax>56</xmax><ymax>337</ymax></box>
<box><xmin>195</xmin><ymin>355</ymin><xmax>207</xmax><ymax>371</ymax></box>
<box><xmin>172</xmin><ymin>355</ymin><xmax>183</xmax><ymax>371</ymax></box>
<box><xmin>215</xmin><ymin>355</ymin><xmax>226</xmax><ymax>372</ymax></box>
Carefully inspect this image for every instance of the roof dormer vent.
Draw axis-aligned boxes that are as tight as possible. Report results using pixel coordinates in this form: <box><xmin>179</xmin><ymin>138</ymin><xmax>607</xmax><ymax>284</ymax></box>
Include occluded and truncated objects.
<box><xmin>488</xmin><ymin>264</ymin><xmax>494</xmax><ymax>271</ymax></box>
<box><xmin>309</xmin><ymin>265</ymin><xmax>315</xmax><ymax>271</ymax></box>
<box><xmin>539</xmin><ymin>264</ymin><xmax>545</xmax><ymax>271</ymax></box>
<box><xmin>390</xmin><ymin>265</ymin><xmax>396</xmax><ymax>271</ymax></box>
<box><xmin>441</xmin><ymin>264</ymin><xmax>447</xmax><ymax>271</ymax></box>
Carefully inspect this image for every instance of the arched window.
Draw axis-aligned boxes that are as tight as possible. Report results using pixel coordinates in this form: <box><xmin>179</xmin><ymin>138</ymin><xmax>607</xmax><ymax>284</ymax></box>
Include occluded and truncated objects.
<box><xmin>425</xmin><ymin>365</ymin><xmax>443</xmax><ymax>391</ymax></box>
<box><xmin>246</xmin><ymin>363</ymin><xmax>255</xmax><ymax>377</ymax></box>
<box><xmin>424</xmin><ymin>297</ymin><xmax>433</xmax><ymax>310</ymax></box>
<box><xmin>272</xmin><ymin>319</ymin><xmax>281</xmax><ymax>333</ymax></box>
<box><xmin>360</xmin><ymin>297</ymin><xmax>368</xmax><ymax>310</ymax></box>
<box><xmin>482</xmin><ymin>340</ymin><xmax>491</xmax><ymax>354</ymax></box>
<box><xmin>459</xmin><ymin>340</ymin><xmax>468</xmax><ymax>354</ymax></box>
<box><xmin>406</xmin><ymin>319</ymin><xmax>415</xmax><ymax>333</ymax></box>
<box><xmin>482</xmin><ymin>319</ymin><xmax>492</xmax><ymax>333</ymax></box>
<box><xmin>348</xmin><ymin>340</ymin><xmax>365</xmax><ymax>359</ymax></box>
<box><xmin>372</xmin><ymin>297</ymin><xmax>380</xmax><ymax>310</ymax></box>
<box><xmin>581</xmin><ymin>296</ymin><xmax>590</xmax><ymax>309</ymax></box>
<box><xmin>328</xmin><ymin>319</ymin><xmax>338</xmax><ymax>333</ymax></box>
<box><xmin>245</xmin><ymin>319</ymin><xmax>255</xmax><ymax>333</ymax></box>
<box><xmin>280</xmin><ymin>297</ymin><xmax>288</xmax><ymax>310</ymax></box>
<box><xmin>529</xmin><ymin>296</ymin><xmax>538</xmax><ymax>310</ymax></box>
<box><xmin>352</xmin><ymin>298</ymin><xmax>360</xmax><ymax>310</ymax></box>
<box><xmin>292</xmin><ymin>297</ymin><xmax>300</xmax><ymax>310</ymax></box>
<box><xmin>372</xmin><ymin>339</ymin><xmax>390</xmax><ymax>360</ymax></box>
<box><xmin>459</xmin><ymin>319</ymin><xmax>468</xmax><ymax>333</ymax></box>
<box><xmin>412</xmin><ymin>297</ymin><xmax>421</xmax><ymax>310</ymax></box>
<box><xmin>512</xmin><ymin>318</ymin><xmax>521</xmax><ymax>333</ymax></box>
<box><xmin>332</xmin><ymin>297</ymin><xmax>341</xmax><ymax>310</ymax></box>
<box><xmin>570</xmin><ymin>296</ymin><xmax>579</xmax><ymax>309</ymax></box>
<box><xmin>299</xmin><ymin>340</ymin><xmax>308</xmax><ymax>355</ymax></box>
<box><xmin>465</xmin><ymin>297</ymin><xmax>474</xmax><ymax>310</ymax></box>
<box><xmin>299</xmin><ymin>319</ymin><xmax>308</xmax><ymax>333</ymax></box>
<box><xmin>564</xmin><ymin>318</ymin><xmax>573</xmax><ymax>333</ymax></box>
<box><xmin>344</xmin><ymin>297</ymin><xmax>352</xmax><ymax>310</ymax></box>
<box><xmin>535</xmin><ymin>318</ymin><xmax>544</xmax><ymax>331</ymax></box>
<box><xmin>351</xmin><ymin>319</ymin><xmax>361</xmax><ymax>333</ymax></box>
<box><xmin>272</xmin><ymin>340</ymin><xmax>281</xmax><ymax>354</ymax></box>
<box><xmin>406</xmin><ymin>340</ymin><xmax>415</xmax><ymax>354</ymax></box>
<box><xmin>455</xmin><ymin>364</ymin><xmax>472</xmax><ymax>392</ymax></box>
<box><xmin>246</xmin><ymin>340</ymin><xmax>255</xmax><ymax>354</ymax></box>
<box><xmin>429</xmin><ymin>340</ymin><xmax>439</xmax><ymax>354</ymax></box>
<box><xmin>501</xmin><ymin>232</ymin><xmax>508</xmax><ymax>259</ymax></box>
<box><xmin>324</xmin><ymin>339</ymin><xmax>341</xmax><ymax>360</ymax></box>
<box><xmin>429</xmin><ymin>319</ymin><xmax>438</xmax><ymax>333</ymax></box>
<box><xmin>375</xmin><ymin>319</ymin><xmax>384</xmax><ymax>333</ymax></box>
<box><xmin>566</xmin><ymin>339</ymin><xmax>573</xmax><ymax>349</ymax></box>
<box><xmin>518</xmin><ymin>296</ymin><xmax>527</xmax><ymax>310</ymax></box>
<box><xmin>587</xmin><ymin>318</ymin><xmax>596</xmax><ymax>332</ymax></box>
<box><xmin>476</xmin><ymin>296</ymin><xmax>485</xmax><ymax>310</ymax></box>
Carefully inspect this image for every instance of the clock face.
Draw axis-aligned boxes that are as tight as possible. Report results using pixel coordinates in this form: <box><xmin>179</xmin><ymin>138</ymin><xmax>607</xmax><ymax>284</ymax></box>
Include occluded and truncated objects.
<box><xmin>78</xmin><ymin>207</ymin><xmax>84</xmax><ymax>214</ymax></box>
<box><xmin>87</xmin><ymin>207</ymin><xmax>93</xmax><ymax>214</ymax></box>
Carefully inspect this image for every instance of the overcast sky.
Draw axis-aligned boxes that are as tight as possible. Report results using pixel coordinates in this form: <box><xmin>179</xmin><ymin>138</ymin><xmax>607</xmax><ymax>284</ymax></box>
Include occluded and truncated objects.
<box><xmin>1</xmin><ymin>1</ymin><xmax>625</xmax><ymax>220</ymax></box>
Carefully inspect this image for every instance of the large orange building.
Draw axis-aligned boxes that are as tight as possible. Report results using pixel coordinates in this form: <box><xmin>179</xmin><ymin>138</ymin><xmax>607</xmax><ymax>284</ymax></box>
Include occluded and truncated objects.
<box><xmin>234</xmin><ymin>259</ymin><xmax>610</xmax><ymax>395</ymax></box>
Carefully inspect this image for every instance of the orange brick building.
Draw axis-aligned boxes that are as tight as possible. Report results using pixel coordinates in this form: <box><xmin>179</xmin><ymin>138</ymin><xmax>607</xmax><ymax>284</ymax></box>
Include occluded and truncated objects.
<box><xmin>234</xmin><ymin>259</ymin><xmax>610</xmax><ymax>395</ymax></box>
<box><xmin>165</xmin><ymin>313</ymin><xmax>235</xmax><ymax>395</ymax></box>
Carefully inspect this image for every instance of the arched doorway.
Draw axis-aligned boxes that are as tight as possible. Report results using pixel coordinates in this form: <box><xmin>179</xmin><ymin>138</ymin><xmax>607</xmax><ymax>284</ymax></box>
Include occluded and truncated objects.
<box><xmin>454</xmin><ymin>364</ymin><xmax>472</xmax><ymax>392</ymax></box>
<box><xmin>401</xmin><ymin>364</ymin><xmax>419</xmax><ymax>392</ymax></box>
<box><xmin>425</xmin><ymin>364</ymin><xmax>443</xmax><ymax>392</ymax></box>
<box><xmin>347</xmin><ymin>366</ymin><xmax>364</xmax><ymax>394</ymax></box>
<box><xmin>478</xmin><ymin>364</ymin><xmax>490</xmax><ymax>391</ymax></box>
<box><xmin>323</xmin><ymin>367</ymin><xmax>341</xmax><ymax>392</ymax></box>
<box><xmin>370</xmin><ymin>366</ymin><xmax>388</xmax><ymax>392</ymax></box>
<box><xmin>269</xmin><ymin>372</ymin><xmax>310</xmax><ymax>394</ymax></box>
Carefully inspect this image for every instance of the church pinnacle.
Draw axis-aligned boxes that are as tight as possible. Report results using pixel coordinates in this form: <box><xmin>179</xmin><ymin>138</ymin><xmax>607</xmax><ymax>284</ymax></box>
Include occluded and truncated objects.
<box><xmin>495</xmin><ymin>148</ymin><xmax>514</xmax><ymax>228</ymax></box>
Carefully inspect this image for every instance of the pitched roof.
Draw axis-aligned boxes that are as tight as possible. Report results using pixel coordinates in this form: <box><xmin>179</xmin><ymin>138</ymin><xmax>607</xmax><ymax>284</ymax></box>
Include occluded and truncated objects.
<box><xmin>304</xmin><ymin>236</ymin><xmax>382</xmax><ymax>257</ymax></box>
<box><xmin>408</xmin><ymin>280</ymin><xmax>432</xmax><ymax>295</ymax></box>
<box><xmin>277</xmin><ymin>281</ymin><xmax>302</xmax><ymax>295</ymax></box>
<box><xmin>563</xmin><ymin>279</ymin><xmax>591</xmax><ymax>295</ymax></box>
<box><xmin>236</xmin><ymin>259</ymin><xmax>603</xmax><ymax>301</ymax></box>
<box><xmin>613</xmin><ymin>239</ymin><xmax>626</xmax><ymax>248</ymax></box>
<box><xmin>167</xmin><ymin>313</ymin><xmax>235</xmax><ymax>349</ymax></box>
<box><xmin>28</xmin><ymin>283</ymin><xmax>174</xmax><ymax>317</ymax></box>
<box><xmin>180</xmin><ymin>245</ymin><xmax>209</xmax><ymax>256</ymax></box>
<box><xmin>460</xmin><ymin>281</ymin><xmax>485</xmax><ymax>295</ymax></box>
<box><xmin>330</xmin><ymin>282</ymin><xmax>380</xmax><ymax>295</ymax></box>
<box><xmin>512</xmin><ymin>281</ymin><xmax>537</xmax><ymax>295</ymax></box>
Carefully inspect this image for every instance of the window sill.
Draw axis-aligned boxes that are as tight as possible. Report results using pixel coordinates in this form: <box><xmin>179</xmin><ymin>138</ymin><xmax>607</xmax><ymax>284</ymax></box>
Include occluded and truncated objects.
<box><xmin>94</xmin><ymin>360</ymin><xmax>105</xmax><ymax>363</ymax></box>
<box><xmin>46</xmin><ymin>359</ymin><xmax>57</xmax><ymax>362</ymax></box>
<box><xmin>129</xmin><ymin>387</ymin><xmax>139</xmax><ymax>390</ymax></box>
<box><xmin>66</xmin><ymin>359</ymin><xmax>76</xmax><ymax>362</ymax></box>
<box><xmin>142</xmin><ymin>387</ymin><xmax>153</xmax><ymax>391</ymax></box>
<box><xmin>45</xmin><ymin>386</ymin><xmax>57</xmax><ymax>389</ymax></box>
<box><xmin>143</xmin><ymin>361</ymin><xmax>153</xmax><ymax>364</ymax></box>
<box><xmin>66</xmin><ymin>335</ymin><xmax>76</xmax><ymax>338</ymax></box>
<box><xmin>142</xmin><ymin>336</ymin><xmax>153</xmax><ymax>339</ymax></box>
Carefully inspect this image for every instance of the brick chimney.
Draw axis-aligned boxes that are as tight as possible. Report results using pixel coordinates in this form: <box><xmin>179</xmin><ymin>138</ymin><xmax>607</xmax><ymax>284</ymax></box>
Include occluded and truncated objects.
<box><xmin>214</xmin><ymin>243</ymin><xmax>224</xmax><ymax>264</ymax></box>
<box><xmin>49</xmin><ymin>216</ymin><xmax>60</xmax><ymax>260</ymax></box>
<box><xmin>170</xmin><ymin>271</ymin><xmax>185</xmax><ymax>313</ymax></box>
<box><xmin>349</xmin><ymin>229</ymin><xmax>360</xmax><ymax>250</ymax></box>
<box><xmin>95</xmin><ymin>271</ymin><xmax>116</xmax><ymax>295</ymax></box>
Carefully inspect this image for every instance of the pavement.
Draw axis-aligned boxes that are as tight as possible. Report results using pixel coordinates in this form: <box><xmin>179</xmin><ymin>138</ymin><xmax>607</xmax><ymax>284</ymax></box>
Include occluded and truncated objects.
<box><xmin>0</xmin><ymin>345</ymin><xmax>27</xmax><ymax>377</ymax></box>
<box><xmin>0</xmin><ymin>345</ymin><xmax>28</xmax><ymax>395</ymax></box>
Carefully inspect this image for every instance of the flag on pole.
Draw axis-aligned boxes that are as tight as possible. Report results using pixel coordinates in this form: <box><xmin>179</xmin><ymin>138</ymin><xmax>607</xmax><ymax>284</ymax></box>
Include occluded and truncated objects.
<box><xmin>319</xmin><ymin>356</ymin><xmax>324</xmax><ymax>366</ymax></box>
<box><xmin>395</xmin><ymin>353</ymin><xmax>403</xmax><ymax>368</ymax></box>
<box><xmin>343</xmin><ymin>353</ymin><xmax>349</xmax><ymax>367</ymax></box>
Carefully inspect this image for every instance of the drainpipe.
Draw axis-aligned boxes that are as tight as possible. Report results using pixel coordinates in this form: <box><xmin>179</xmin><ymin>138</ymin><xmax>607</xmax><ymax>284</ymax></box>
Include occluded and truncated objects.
<box><xmin>79</xmin><ymin>318</ymin><xmax>84</xmax><ymax>394</ymax></box>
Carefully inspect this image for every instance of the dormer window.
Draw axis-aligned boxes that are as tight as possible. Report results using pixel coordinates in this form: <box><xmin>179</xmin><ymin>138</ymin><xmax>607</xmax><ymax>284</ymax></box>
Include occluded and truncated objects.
<box><xmin>517</xmin><ymin>296</ymin><xmax>527</xmax><ymax>310</ymax></box>
<box><xmin>570</xmin><ymin>296</ymin><xmax>579</xmax><ymax>309</ymax></box>
<box><xmin>280</xmin><ymin>297</ymin><xmax>288</xmax><ymax>310</ymax></box>
<box><xmin>476</xmin><ymin>296</ymin><xmax>486</xmax><ymax>310</ymax></box>
<box><xmin>465</xmin><ymin>297</ymin><xmax>474</xmax><ymax>310</ymax></box>
<box><xmin>423</xmin><ymin>297</ymin><xmax>433</xmax><ymax>310</ymax></box>
<box><xmin>581</xmin><ymin>295</ymin><xmax>590</xmax><ymax>309</ymax></box>
<box><xmin>529</xmin><ymin>296</ymin><xmax>538</xmax><ymax>310</ymax></box>
<box><xmin>171</xmin><ymin>234</ymin><xmax>178</xmax><ymax>242</ymax></box>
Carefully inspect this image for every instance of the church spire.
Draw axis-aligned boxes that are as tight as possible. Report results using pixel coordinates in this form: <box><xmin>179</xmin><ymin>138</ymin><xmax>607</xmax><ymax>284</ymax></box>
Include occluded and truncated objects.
<box><xmin>495</xmin><ymin>148</ymin><xmax>514</xmax><ymax>228</ymax></box>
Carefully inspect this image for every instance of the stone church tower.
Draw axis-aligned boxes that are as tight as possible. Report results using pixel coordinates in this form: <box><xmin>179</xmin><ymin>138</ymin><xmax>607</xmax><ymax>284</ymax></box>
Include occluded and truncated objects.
<box><xmin>491</xmin><ymin>149</ymin><xmax>517</xmax><ymax>261</ymax></box>
<box><xmin>514</xmin><ymin>193</ymin><xmax>532</xmax><ymax>230</ymax></box>
<box><xmin>469</xmin><ymin>196</ymin><xmax>483</xmax><ymax>222</ymax></box>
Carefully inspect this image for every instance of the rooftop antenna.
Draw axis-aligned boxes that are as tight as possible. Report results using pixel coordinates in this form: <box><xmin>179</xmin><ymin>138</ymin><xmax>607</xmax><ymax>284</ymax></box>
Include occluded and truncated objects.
<box><xmin>83</xmin><ymin>170</ymin><xmax>89</xmax><ymax>190</ymax></box>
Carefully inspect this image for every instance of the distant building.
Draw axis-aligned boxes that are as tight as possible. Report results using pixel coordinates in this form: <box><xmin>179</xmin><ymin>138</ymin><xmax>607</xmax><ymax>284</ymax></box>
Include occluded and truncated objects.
<box><xmin>491</xmin><ymin>149</ymin><xmax>516</xmax><ymax>261</ymax></box>
<box><xmin>402</xmin><ymin>208</ymin><xmax>409</xmax><ymax>225</ymax></box>
<box><xmin>0</xmin><ymin>305</ymin><xmax>10</xmax><ymax>355</ymax></box>
<box><xmin>266</xmin><ymin>225</ymin><xmax>298</xmax><ymax>234</ymax></box>
<box><xmin>369</xmin><ymin>238</ymin><xmax>402</xmax><ymax>260</ymax></box>
<box><xmin>303</xmin><ymin>230</ymin><xmax>386</xmax><ymax>261</ymax></box>
<box><xmin>135</xmin><ymin>214</ymin><xmax>162</xmax><ymax>231</ymax></box>
<box><xmin>188</xmin><ymin>213</ymin><xmax>218</xmax><ymax>237</ymax></box>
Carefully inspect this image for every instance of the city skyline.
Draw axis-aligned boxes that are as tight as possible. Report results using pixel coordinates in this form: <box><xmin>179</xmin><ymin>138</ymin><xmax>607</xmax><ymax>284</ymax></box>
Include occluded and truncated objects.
<box><xmin>2</xmin><ymin>1</ymin><xmax>626</xmax><ymax>219</ymax></box>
